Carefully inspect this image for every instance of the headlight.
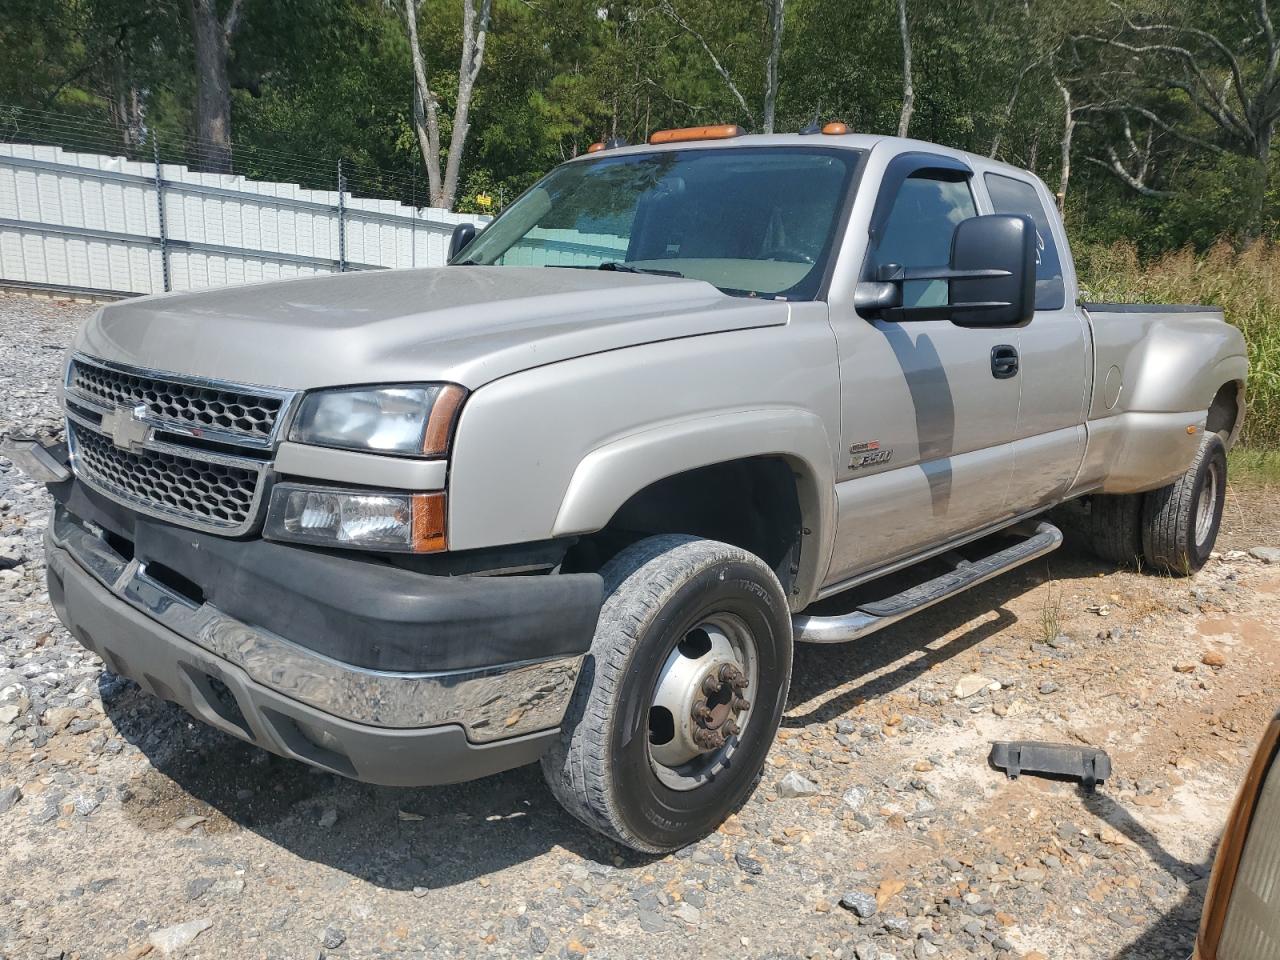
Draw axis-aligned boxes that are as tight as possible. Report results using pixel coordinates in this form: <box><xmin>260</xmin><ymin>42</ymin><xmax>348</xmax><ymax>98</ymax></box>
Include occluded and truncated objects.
<box><xmin>289</xmin><ymin>384</ymin><xmax>466</xmax><ymax>457</ymax></box>
<box><xmin>264</xmin><ymin>483</ymin><xmax>446</xmax><ymax>553</ymax></box>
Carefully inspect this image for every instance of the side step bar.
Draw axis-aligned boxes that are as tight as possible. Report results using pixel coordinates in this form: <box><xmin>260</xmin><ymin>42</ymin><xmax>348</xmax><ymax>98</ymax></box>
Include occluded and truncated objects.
<box><xmin>792</xmin><ymin>521</ymin><xmax>1063</xmax><ymax>644</ymax></box>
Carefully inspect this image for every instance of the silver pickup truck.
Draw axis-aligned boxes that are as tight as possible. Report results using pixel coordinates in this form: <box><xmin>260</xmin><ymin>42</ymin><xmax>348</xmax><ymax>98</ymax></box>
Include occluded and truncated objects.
<box><xmin>2</xmin><ymin>126</ymin><xmax>1248</xmax><ymax>853</ymax></box>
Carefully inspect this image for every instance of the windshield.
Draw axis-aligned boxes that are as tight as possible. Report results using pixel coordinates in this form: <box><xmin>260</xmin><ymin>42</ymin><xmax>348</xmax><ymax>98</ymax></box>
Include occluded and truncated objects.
<box><xmin>457</xmin><ymin>147</ymin><xmax>859</xmax><ymax>300</ymax></box>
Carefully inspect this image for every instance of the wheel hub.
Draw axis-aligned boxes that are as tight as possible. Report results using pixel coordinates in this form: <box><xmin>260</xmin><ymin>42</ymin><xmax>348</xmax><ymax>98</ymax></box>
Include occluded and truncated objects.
<box><xmin>647</xmin><ymin>617</ymin><xmax>758</xmax><ymax>790</ymax></box>
<box><xmin>690</xmin><ymin>663</ymin><xmax>751</xmax><ymax>751</ymax></box>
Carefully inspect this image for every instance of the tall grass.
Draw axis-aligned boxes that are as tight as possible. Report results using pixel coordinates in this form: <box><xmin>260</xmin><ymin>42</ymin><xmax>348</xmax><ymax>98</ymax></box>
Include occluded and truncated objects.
<box><xmin>1076</xmin><ymin>240</ymin><xmax>1280</xmax><ymax>448</ymax></box>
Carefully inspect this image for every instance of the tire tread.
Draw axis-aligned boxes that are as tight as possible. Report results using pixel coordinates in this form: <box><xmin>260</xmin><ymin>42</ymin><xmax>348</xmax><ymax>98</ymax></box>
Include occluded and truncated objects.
<box><xmin>1141</xmin><ymin>435</ymin><xmax>1225</xmax><ymax>576</ymax></box>
<box><xmin>1087</xmin><ymin>494</ymin><xmax>1144</xmax><ymax>566</ymax></box>
<box><xmin>542</xmin><ymin>535</ymin><xmax>788</xmax><ymax>853</ymax></box>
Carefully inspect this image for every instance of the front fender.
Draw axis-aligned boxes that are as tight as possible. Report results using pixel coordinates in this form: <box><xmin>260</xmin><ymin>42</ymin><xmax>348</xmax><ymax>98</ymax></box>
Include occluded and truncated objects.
<box><xmin>552</xmin><ymin>408</ymin><xmax>837</xmax><ymax>605</ymax></box>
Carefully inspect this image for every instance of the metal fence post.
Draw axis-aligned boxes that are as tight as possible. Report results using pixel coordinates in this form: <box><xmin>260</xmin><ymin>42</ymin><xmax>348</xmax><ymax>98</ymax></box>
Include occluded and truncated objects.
<box><xmin>336</xmin><ymin>158</ymin><xmax>347</xmax><ymax>272</ymax></box>
<box><xmin>153</xmin><ymin>139</ymin><xmax>171</xmax><ymax>292</ymax></box>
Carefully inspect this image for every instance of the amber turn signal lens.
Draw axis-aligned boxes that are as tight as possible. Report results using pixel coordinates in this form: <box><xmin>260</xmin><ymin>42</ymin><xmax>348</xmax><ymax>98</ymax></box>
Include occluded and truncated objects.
<box><xmin>422</xmin><ymin>384</ymin><xmax>467</xmax><ymax>456</ymax></box>
<box><xmin>822</xmin><ymin>121</ymin><xmax>849</xmax><ymax>135</ymax></box>
<box><xmin>648</xmin><ymin>124</ymin><xmax>745</xmax><ymax>145</ymax></box>
<box><xmin>411</xmin><ymin>492</ymin><xmax>447</xmax><ymax>553</ymax></box>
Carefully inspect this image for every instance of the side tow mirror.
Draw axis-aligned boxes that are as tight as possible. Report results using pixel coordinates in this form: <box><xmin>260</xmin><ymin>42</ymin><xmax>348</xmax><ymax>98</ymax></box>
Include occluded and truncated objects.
<box><xmin>854</xmin><ymin>213</ymin><xmax>1036</xmax><ymax>327</ymax></box>
<box><xmin>448</xmin><ymin>222</ymin><xmax>478</xmax><ymax>262</ymax></box>
<box><xmin>948</xmin><ymin>213</ymin><xmax>1036</xmax><ymax>328</ymax></box>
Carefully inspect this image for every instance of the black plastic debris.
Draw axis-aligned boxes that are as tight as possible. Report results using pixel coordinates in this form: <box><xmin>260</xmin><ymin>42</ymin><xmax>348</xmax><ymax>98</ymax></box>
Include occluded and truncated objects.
<box><xmin>989</xmin><ymin>741</ymin><xmax>1112</xmax><ymax>792</ymax></box>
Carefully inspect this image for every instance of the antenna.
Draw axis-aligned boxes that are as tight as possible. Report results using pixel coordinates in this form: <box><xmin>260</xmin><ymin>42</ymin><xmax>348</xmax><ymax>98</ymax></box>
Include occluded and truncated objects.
<box><xmin>799</xmin><ymin>102</ymin><xmax>823</xmax><ymax>135</ymax></box>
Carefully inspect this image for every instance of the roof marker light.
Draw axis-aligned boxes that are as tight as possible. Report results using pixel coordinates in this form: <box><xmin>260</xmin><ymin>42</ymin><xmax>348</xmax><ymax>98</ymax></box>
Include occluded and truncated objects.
<box><xmin>822</xmin><ymin>122</ymin><xmax>850</xmax><ymax>135</ymax></box>
<box><xmin>648</xmin><ymin>124</ymin><xmax>745</xmax><ymax>145</ymax></box>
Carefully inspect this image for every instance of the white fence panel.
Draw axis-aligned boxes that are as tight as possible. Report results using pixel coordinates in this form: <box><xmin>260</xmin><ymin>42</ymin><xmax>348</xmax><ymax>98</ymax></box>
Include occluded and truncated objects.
<box><xmin>0</xmin><ymin>142</ymin><xmax>490</xmax><ymax>297</ymax></box>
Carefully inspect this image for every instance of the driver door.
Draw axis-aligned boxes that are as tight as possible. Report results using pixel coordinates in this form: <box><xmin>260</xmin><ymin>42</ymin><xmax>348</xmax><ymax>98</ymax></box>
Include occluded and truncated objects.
<box><xmin>823</xmin><ymin>164</ymin><xmax>1021</xmax><ymax>588</ymax></box>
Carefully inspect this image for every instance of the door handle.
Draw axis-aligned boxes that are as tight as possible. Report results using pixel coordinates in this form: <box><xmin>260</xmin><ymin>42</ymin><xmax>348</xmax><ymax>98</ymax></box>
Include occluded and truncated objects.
<box><xmin>991</xmin><ymin>344</ymin><xmax>1019</xmax><ymax>379</ymax></box>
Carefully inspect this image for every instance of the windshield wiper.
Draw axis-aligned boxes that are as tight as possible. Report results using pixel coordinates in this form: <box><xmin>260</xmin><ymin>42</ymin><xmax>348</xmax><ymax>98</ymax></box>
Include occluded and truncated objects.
<box><xmin>597</xmin><ymin>261</ymin><xmax>685</xmax><ymax>278</ymax></box>
<box><xmin>546</xmin><ymin>261</ymin><xmax>685</xmax><ymax>278</ymax></box>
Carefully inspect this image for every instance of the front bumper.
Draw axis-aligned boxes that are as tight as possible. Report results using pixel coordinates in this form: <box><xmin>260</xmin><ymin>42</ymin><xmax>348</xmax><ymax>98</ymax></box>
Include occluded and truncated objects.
<box><xmin>44</xmin><ymin>499</ymin><xmax>600</xmax><ymax>786</ymax></box>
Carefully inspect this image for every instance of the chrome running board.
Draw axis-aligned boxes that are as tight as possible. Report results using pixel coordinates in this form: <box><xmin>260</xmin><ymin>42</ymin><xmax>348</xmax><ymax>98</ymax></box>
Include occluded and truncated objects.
<box><xmin>792</xmin><ymin>521</ymin><xmax>1063</xmax><ymax>644</ymax></box>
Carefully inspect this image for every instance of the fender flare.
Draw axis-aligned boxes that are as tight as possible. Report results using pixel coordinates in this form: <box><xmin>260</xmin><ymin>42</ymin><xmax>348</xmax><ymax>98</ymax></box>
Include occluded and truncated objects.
<box><xmin>551</xmin><ymin>407</ymin><xmax>837</xmax><ymax>607</ymax></box>
<box><xmin>1123</xmin><ymin>323</ymin><xmax>1248</xmax><ymax>415</ymax></box>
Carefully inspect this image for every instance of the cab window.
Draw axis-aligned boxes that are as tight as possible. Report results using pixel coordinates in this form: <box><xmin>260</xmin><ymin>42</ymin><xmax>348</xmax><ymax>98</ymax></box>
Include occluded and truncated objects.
<box><xmin>984</xmin><ymin>173</ymin><xmax>1066</xmax><ymax>310</ymax></box>
<box><xmin>874</xmin><ymin>174</ymin><xmax>977</xmax><ymax>307</ymax></box>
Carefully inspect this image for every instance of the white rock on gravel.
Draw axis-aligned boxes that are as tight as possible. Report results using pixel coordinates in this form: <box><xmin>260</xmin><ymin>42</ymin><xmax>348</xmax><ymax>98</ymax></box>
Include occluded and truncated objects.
<box><xmin>149</xmin><ymin>917</ymin><xmax>213</xmax><ymax>955</ymax></box>
<box><xmin>673</xmin><ymin>901</ymin><xmax>701</xmax><ymax>925</ymax></box>
<box><xmin>841</xmin><ymin>784</ymin><xmax>869</xmax><ymax>811</ymax></box>
<box><xmin>776</xmin><ymin>770</ymin><xmax>820</xmax><ymax>798</ymax></box>
<box><xmin>953</xmin><ymin>674</ymin><xmax>995</xmax><ymax>699</ymax></box>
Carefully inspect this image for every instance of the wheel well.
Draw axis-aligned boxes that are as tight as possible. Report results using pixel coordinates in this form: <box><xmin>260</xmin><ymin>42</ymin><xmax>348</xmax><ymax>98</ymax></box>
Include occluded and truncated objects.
<box><xmin>561</xmin><ymin>457</ymin><xmax>804</xmax><ymax>592</ymax></box>
<box><xmin>1207</xmin><ymin>381</ymin><xmax>1243</xmax><ymax>446</ymax></box>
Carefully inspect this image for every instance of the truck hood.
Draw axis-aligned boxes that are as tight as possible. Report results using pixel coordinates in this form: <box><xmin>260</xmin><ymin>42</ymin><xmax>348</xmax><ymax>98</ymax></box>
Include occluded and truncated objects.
<box><xmin>74</xmin><ymin>267</ymin><xmax>788</xmax><ymax>390</ymax></box>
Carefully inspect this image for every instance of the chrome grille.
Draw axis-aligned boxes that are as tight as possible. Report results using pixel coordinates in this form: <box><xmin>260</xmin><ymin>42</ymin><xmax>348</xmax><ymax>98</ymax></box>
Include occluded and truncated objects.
<box><xmin>63</xmin><ymin>355</ymin><xmax>294</xmax><ymax>536</ymax></box>
<box><xmin>68</xmin><ymin>356</ymin><xmax>286</xmax><ymax>445</ymax></box>
<box><xmin>70</xmin><ymin>423</ymin><xmax>261</xmax><ymax>531</ymax></box>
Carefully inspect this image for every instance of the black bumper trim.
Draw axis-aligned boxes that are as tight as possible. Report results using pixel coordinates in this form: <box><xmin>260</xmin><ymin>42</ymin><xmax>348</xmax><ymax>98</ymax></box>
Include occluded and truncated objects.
<box><xmin>46</xmin><ymin>548</ymin><xmax>558</xmax><ymax>786</ymax></box>
<box><xmin>50</xmin><ymin>479</ymin><xmax>603</xmax><ymax>673</ymax></box>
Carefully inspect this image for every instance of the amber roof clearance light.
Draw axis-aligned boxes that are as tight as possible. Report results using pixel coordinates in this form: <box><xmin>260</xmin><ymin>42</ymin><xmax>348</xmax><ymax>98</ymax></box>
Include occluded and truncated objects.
<box><xmin>648</xmin><ymin>124</ymin><xmax>745</xmax><ymax>145</ymax></box>
<box><xmin>822</xmin><ymin>121</ymin><xmax>850</xmax><ymax>135</ymax></box>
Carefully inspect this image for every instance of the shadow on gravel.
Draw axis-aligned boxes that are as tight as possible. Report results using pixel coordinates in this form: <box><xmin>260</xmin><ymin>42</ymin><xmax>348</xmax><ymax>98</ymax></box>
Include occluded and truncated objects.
<box><xmin>100</xmin><ymin>682</ymin><xmax>644</xmax><ymax>891</ymax></box>
<box><xmin>783</xmin><ymin>525</ymin><xmax>1129</xmax><ymax>728</ymax></box>
<box><xmin>1079</xmin><ymin>789</ymin><xmax>1214</xmax><ymax>960</ymax></box>
<box><xmin>1113</xmin><ymin>893</ymin><xmax>1204</xmax><ymax>960</ymax></box>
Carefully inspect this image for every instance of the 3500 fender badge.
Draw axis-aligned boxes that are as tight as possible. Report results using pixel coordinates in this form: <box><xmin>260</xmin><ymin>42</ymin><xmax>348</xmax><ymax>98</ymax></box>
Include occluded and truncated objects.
<box><xmin>849</xmin><ymin>439</ymin><xmax>892</xmax><ymax>469</ymax></box>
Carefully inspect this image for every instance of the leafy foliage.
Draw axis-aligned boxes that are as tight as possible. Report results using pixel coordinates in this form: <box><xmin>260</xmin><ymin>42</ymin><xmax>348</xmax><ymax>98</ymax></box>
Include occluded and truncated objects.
<box><xmin>0</xmin><ymin>0</ymin><xmax>1276</xmax><ymax>241</ymax></box>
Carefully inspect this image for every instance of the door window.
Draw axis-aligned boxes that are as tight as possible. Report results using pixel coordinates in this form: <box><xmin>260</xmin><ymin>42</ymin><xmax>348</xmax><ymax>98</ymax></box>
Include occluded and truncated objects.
<box><xmin>874</xmin><ymin>174</ymin><xmax>976</xmax><ymax>308</ymax></box>
<box><xmin>984</xmin><ymin>173</ymin><xmax>1066</xmax><ymax>310</ymax></box>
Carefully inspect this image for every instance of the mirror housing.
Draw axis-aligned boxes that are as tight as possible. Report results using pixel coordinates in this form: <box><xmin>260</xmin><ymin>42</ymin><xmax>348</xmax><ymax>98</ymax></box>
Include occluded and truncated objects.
<box><xmin>855</xmin><ymin>213</ymin><xmax>1036</xmax><ymax>327</ymax></box>
<box><xmin>448</xmin><ymin>222</ymin><xmax>477</xmax><ymax>262</ymax></box>
<box><xmin>948</xmin><ymin>214</ymin><xmax>1036</xmax><ymax>327</ymax></box>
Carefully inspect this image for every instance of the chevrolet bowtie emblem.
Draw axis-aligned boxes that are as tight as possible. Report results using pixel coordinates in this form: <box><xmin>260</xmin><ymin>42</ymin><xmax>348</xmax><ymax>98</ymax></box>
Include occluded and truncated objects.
<box><xmin>101</xmin><ymin>403</ymin><xmax>153</xmax><ymax>452</ymax></box>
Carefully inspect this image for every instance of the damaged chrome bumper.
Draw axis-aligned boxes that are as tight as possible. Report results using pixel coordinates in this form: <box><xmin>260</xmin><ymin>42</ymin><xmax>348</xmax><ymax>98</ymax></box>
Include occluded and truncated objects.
<box><xmin>46</xmin><ymin>506</ymin><xmax>583</xmax><ymax>743</ymax></box>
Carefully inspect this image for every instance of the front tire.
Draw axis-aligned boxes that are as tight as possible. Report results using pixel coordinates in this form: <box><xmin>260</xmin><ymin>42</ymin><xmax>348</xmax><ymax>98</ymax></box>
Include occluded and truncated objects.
<box><xmin>542</xmin><ymin>535</ymin><xmax>793</xmax><ymax>853</ymax></box>
<box><xmin>1141</xmin><ymin>434</ymin><xmax>1227</xmax><ymax>575</ymax></box>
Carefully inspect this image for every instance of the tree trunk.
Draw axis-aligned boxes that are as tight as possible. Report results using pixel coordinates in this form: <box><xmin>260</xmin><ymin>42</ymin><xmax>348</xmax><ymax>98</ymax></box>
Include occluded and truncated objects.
<box><xmin>1245</xmin><ymin>121</ymin><xmax>1274</xmax><ymax>240</ymax></box>
<box><xmin>404</xmin><ymin>0</ymin><xmax>443</xmax><ymax>205</ymax></box>
<box><xmin>439</xmin><ymin>0</ymin><xmax>491</xmax><ymax>210</ymax></box>
<box><xmin>762</xmin><ymin>0</ymin><xmax>785</xmax><ymax>134</ymax></box>
<box><xmin>1055</xmin><ymin>77</ymin><xmax>1074</xmax><ymax>212</ymax></box>
<box><xmin>404</xmin><ymin>0</ymin><xmax>492</xmax><ymax>211</ymax></box>
<box><xmin>187</xmin><ymin>0</ymin><xmax>242</xmax><ymax>174</ymax></box>
<box><xmin>896</xmin><ymin>0</ymin><xmax>914</xmax><ymax>138</ymax></box>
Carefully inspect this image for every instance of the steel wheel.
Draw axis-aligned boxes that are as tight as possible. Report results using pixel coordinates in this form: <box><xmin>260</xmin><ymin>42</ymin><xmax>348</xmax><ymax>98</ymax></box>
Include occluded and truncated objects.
<box><xmin>1195</xmin><ymin>455</ymin><xmax>1222</xmax><ymax>549</ymax></box>
<box><xmin>646</xmin><ymin>613</ymin><xmax>758</xmax><ymax>791</ymax></box>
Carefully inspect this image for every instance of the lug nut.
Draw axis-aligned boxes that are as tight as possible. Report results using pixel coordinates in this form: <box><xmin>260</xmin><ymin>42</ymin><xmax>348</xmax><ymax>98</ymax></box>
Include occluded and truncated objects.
<box><xmin>719</xmin><ymin>663</ymin><xmax>750</xmax><ymax>690</ymax></box>
<box><xmin>701</xmin><ymin>674</ymin><xmax>722</xmax><ymax>696</ymax></box>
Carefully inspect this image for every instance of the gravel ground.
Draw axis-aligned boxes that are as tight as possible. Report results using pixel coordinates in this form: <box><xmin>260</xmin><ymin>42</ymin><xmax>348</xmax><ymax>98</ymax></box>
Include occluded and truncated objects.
<box><xmin>2</xmin><ymin>292</ymin><xmax>1280</xmax><ymax>960</ymax></box>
